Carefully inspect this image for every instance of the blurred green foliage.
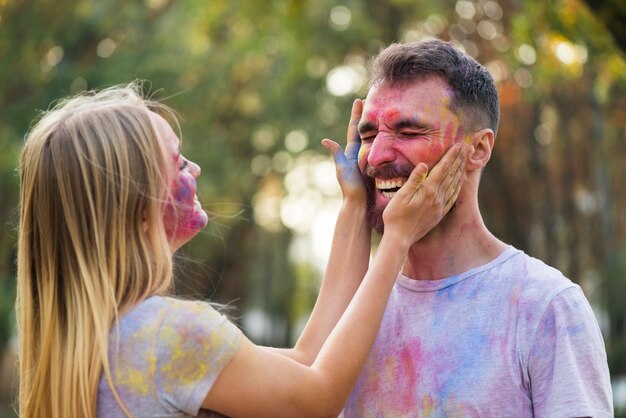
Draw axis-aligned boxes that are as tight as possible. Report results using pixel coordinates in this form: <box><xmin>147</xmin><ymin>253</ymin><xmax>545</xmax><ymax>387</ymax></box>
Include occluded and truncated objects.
<box><xmin>1</xmin><ymin>0</ymin><xmax>626</xmax><ymax>412</ymax></box>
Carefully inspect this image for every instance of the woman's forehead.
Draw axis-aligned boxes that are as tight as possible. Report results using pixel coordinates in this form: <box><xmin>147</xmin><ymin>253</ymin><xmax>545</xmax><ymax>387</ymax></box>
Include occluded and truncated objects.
<box><xmin>149</xmin><ymin>111</ymin><xmax>179</xmax><ymax>157</ymax></box>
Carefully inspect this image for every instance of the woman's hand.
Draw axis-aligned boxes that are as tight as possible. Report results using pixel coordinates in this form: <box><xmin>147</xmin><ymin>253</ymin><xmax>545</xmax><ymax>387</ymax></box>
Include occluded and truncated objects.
<box><xmin>322</xmin><ymin>98</ymin><xmax>366</xmax><ymax>204</ymax></box>
<box><xmin>382</xmin><ymin>142</ymin><xmax>471</xmax><ymax>247</ymax></box>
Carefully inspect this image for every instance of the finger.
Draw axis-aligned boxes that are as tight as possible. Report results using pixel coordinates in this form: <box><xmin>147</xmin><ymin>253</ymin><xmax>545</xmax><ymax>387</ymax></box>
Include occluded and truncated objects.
<box><xmin>426</xmin><ymin>143</ymin><xmax>464</xmax><ymax>186</ymax></box>
<box><xmin>346</xmin><ymin>98</ymin><xmax>363</xmax><ymax>143</ymax></box>
<box><xmin>443</xmin><ymin>147</ymin><xmax>468</xmax><ymax>212</ymax></box>
<box><xmin>345</xmin><ymin>99</ymin><xmax>363</xmax><ymax>163</ymax></box>
<box><xmin>442</xmin><ymin>145</ymin><xmax>470</xmax><ymax>199</ymax></box>
<box><xmin>425</xmin><ymin>143</ymin><xmax>466</xmax><ymax>199</ymax></box>
<box><xmin>395</xmin><ymin>163</ymin><xmax>428</xmax><ymax>201</ymax></box>
<box><xmin>321</xmin><ymin>138</ymin><xmax>341</xmax><ymax>156</ymax></box>
<box><xmin>444</xmin><ymin>162</ymin><xmax>463</xmax><ymax>200</ymax></box>
<box><xmin>321</xmin><ymin>138</ymin><xmax>350</xmax><ymax>168</ymax></box>
<box><xmin>443</xmin><ymin>178</ymin><xmax>462</xmax><ymax>214</ymax></box>
<box><xmin>411</xmin><ymin>163</ymin><xmax>429</xmax><ymax>190</ymax></box>
<box><xmin>443</xmin><ymin>162</ymin><xmax>465</xmax><ymax>210</ymax></box>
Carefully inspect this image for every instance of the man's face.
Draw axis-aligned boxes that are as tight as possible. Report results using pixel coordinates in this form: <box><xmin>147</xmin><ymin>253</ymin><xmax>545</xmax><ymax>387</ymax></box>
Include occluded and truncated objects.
<box><xmin>358</xmin><ymin>76</ymin><xmax>465</xmax><ymax>233</ymax></box>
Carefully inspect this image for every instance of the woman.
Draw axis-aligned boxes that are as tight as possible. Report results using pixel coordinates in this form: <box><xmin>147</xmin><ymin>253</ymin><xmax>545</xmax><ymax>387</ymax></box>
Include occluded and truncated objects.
<box><xmin>16</xmin><ymin>82</ymin><xmax>468</xmax><ymax>417</ymax></box>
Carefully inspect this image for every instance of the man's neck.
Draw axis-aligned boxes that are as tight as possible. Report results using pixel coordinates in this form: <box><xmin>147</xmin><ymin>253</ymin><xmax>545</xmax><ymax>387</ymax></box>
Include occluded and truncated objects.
<box><xmin>399</xmin><ymin>203</ymin><xmax>507</xmax><ymax>281</ymax></box>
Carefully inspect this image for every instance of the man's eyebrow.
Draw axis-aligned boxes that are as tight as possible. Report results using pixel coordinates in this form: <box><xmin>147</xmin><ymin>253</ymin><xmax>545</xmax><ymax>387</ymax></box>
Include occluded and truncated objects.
<box><xmin>389</xmin><ymin>118</ymin><xmax>430</xmax><ymax>130</ymax></box>
<box><xmin>358</xmin><ymin>118</ymin><xmax>431</xmax><ymax>134</ymax></box>
<box><xmin>358</xmin><ymin>121</ymin><xmax>377</xmax><ymax>134</ymax></box>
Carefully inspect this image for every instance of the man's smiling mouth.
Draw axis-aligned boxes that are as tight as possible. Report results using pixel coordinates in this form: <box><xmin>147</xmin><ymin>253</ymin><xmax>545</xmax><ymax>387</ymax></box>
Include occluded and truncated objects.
<box><xmin>375</xmin><ymin>177</ymin><xmax>407</xmax><ymax>199</ymax></box>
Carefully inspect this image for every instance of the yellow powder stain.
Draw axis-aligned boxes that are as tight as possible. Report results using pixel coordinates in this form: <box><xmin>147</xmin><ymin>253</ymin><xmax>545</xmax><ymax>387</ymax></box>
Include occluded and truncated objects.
<box><xmin>421</xmin><ymin>394</ymin><xmax>437</xmax><ymax>418</ymax></box>
<box><xmin>159</xmin><ymin>315</ymin><xmax>233</xmax><ymax>392</ymax></box>
<box><xmin>111</xmin><ymin>300</ymin><xmax>240</xmax><ymax>397</ymax></box>
<box><xmin>113</xmin><ymin>324</ymin><xmax>160</xmax><ymax>395</ymax></box>
<box><xmin>358</xmin><ymin>145</ymin><xmax>367</xmax><ymax>162</ymax></box>
<box><xmin>118</xmin><ymin>367</ymin><xmax>152</xmax><ymax>395</ymax></box>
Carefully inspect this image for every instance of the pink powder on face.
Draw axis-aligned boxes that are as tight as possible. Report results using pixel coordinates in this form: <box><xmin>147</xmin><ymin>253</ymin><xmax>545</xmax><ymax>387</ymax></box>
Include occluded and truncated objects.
<box><xmin>148</xmin><ymin>110</ymin><xmax>208</xmax><ymax>249</ymax></box>
<box><xmin>163</xmin><ymin>174</ymin><xmax>208</xmax><ymax>244</ymax></box>
<box><xmin>382</xmin><ymin>108</ymin><xmax>401</xmax><ymax>124</ymax></box>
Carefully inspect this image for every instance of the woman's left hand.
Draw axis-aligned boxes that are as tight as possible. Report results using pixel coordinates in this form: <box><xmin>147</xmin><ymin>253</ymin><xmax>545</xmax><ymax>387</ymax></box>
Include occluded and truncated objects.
<box><xmin>322</xmin><ymin>98</ymin><xmax>366</xmax><ymax>203</ymax></box>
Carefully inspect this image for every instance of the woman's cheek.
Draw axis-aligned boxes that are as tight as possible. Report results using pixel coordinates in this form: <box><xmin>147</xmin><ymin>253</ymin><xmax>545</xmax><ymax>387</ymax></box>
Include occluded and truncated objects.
<box><xmin>173</xmin><ymin>175</ymin><xmax>195</xmax><ymax>202</ymax></box>
<box><xmin>163</xmin><ymin>176</ymin><xmax>207</xmax><ymax>241</ymax></box>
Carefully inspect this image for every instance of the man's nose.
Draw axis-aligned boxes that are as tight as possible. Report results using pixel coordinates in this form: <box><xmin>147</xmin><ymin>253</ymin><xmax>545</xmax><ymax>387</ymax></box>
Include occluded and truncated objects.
<box><xmin>367</xmin><ymin>135</ymin><xmax>396</xmax><ymax>168</ymax></box>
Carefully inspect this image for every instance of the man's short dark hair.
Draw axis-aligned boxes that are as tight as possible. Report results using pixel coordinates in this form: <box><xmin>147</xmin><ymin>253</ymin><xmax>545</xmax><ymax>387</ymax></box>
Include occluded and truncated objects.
<box><xmin>369</xmin><ymin>39</ymin><xmax>500</xmax><ymax>137</ymax></box>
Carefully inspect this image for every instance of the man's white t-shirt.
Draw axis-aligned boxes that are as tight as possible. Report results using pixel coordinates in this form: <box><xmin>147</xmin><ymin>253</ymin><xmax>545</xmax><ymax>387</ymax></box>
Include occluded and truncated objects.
<box><xmin>343</xmin><ymin>246</ymin><xmax>613</xmax><ymax>417</ymax></box>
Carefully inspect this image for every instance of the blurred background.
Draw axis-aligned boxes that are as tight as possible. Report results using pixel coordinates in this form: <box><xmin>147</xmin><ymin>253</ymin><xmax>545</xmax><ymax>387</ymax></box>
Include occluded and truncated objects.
<box><xmin>1</xmin><ymin>0</ymin><xmax>625</xmax><ymax>416</ymax></box>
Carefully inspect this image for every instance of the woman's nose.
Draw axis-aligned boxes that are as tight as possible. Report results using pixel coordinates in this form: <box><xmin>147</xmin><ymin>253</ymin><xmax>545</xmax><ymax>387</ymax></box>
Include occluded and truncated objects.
<box><xmin>188</xmin><ymin>160</ymin><xmax>201</xmax><ymax>178</ymax></box>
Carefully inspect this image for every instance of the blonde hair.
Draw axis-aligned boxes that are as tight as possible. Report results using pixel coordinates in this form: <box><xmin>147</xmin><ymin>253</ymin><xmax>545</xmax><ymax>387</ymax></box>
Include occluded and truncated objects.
<box><xmin>16</xmin><ymin>83</ymin><xmax>177</xmax><ymax>418</ymax></box>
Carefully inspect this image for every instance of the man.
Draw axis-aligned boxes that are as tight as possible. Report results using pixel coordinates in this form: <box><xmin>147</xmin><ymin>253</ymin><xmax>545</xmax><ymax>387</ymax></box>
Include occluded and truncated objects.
<box><xmin>342</xmin><ymin>39</ymin><xmax>613</xmax><ymax>417</ymax></box>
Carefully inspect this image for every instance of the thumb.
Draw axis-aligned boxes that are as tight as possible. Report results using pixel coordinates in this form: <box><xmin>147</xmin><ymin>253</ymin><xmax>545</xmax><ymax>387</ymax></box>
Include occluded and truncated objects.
<box><xmin>321</xmin><ymin>138</ymin><xmax>341</xmax><ymax>155</ymax></box>
<box><xmin>404</xmin><ymin>163</ymin><xmax>429</xmax><ymax>191</ymax></box>
<box><xmin>321</xmin><ymin>138</ymin><xmax>349</xmax><ymax>167</ymax></box>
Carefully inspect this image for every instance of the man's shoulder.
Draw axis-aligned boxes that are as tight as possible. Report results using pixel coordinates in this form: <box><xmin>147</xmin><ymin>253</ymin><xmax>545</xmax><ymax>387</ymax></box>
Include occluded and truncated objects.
<box><xmin>493</xmin><ymin>248</ymin><xmax>584</xmax><ymax>314</ymax></box>
<box><xmin>498</xmin><ymin>248</ymin><xmax>573</xmax><ymax>289</ymax></box>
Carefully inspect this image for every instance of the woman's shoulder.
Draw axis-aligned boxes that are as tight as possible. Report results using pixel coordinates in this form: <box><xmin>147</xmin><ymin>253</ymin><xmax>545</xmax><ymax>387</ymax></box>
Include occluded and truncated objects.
<box><xmin>113</xmin><ymin>295</ymin><xmax>242</xmax><ymax>363</ymax></box>
<box><xmin>115</xmin><ymin>296</ymin><xmax>237</xmax><ymax>343</ymax></box>
<box><xmin>157</xmin><ymin>296</ymin><xmax>231</xmax><ymax>328</ymax></box>
<box><xmin>151</xmin><ymin>297</ymin><xmax>243</xmax><ymax>376</ymax></box>
<box><xmin>128</xmin><ymin>295</ymin><xmax>220</xmax><ymax>318</ymax></box>
<box><xmin>103</xmin><ymin>298</ymin><xmax>242</xmax><ymax>416</ymax></box>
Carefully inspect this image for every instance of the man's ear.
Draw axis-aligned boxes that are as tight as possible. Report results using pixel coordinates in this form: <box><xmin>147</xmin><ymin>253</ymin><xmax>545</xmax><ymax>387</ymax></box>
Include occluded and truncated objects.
<box><xmin>465</xmin><ymin>128</ymin><xmax>494</xmax><ymax>171</ymax></box>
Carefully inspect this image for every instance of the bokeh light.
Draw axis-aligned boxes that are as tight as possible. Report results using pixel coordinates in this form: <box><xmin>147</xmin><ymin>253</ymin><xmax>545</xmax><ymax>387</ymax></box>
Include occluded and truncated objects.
<box><xmin>329</xmin><ymin>6</ymin><xmax>351</xmax><ymax>31</ymax></box>
<box><xmin>326</xmin><ymin>65</ymin><xmax>365</xmax><ymax>97</ymax></box>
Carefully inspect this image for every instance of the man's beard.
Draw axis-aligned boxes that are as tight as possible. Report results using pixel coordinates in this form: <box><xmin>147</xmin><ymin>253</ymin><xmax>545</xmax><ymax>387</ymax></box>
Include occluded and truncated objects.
<box><xmin>364</xmin><ymin>163</ymin><xmax>415</xmax><ymax>235</ymax></box>
<box><xmin>366</xmin><ymin>182</ymin><xmax>385</xmax><ymax>235</ymax></box>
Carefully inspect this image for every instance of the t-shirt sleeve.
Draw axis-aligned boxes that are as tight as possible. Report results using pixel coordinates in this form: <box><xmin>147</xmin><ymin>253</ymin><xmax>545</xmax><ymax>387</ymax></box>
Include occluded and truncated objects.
<box><xmin>153</xmin><ymin>299</ymin><xmax>243</xmax><ymax>416</ymax></box>
<box><xmin>528</xmin><ymin>286</ymin><xmax>613</xmax><ymax>418</ymax></box>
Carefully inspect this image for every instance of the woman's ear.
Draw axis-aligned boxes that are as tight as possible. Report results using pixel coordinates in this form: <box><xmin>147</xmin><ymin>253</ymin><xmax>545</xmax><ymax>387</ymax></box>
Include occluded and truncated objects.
<box><xmin>465</xmin><ymin>129</ymin><xmax>494</xmax><ymax>171</ymax></box>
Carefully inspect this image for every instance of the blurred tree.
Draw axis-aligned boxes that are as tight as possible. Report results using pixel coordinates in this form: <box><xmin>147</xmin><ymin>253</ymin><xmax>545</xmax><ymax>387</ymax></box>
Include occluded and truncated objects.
<box><xmin>582</xmin><ymin>0</ymin><xmax>626</xmax><ymax>53</ymax></box>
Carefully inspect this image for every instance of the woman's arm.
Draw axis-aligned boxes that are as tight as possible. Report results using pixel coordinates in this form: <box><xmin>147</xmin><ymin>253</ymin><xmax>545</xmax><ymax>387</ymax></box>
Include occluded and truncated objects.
<box><xmin>269</xmin><ymin>199</ymin><xmax>370</xmax><ymax>366</ymax></box>
<box><xmin>270</xmin><ymin>99</ymin><xmax>371</xmax><ymax>365</ymax></box>
<box><xmin>203</xmin><ymin>143</ymin><xmax>469</xmax><ymax>418</ymax></box>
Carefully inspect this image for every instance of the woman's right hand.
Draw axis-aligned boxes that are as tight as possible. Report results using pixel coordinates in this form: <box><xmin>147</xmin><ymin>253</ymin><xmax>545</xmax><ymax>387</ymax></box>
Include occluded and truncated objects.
<box><xmin>322</xmin><ymin>98</ymin><xmax>366</xmax><ymax>204</ymax></box>
<box><xmin>382</xmin><ymin>142</ymin><xmax>471</xmax><ymax>247</ymax></box>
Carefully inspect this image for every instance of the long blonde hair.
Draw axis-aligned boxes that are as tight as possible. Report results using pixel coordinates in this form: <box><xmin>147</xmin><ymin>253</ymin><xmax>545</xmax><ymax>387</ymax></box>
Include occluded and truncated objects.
<box><xmin>16</xmin><ymin>83</ymin><xmax>177</xmax><ymax>418</ymax></box>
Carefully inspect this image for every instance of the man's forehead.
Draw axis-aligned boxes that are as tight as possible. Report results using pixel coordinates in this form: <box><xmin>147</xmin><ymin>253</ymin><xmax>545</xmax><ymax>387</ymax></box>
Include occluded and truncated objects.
<box><xmin>362</xmin><ymin>105</ymin><xmax>402</xmax><ymax>121</ymax></box>
<box><xmin>361</xmin><ymin>89</ymin><xmax>453</xmax><ymax>128</ymax></box>
<box><xmin>361</xmin><ymin>86</ymin><xmax>405</xmax><ymax>122</ymax></box>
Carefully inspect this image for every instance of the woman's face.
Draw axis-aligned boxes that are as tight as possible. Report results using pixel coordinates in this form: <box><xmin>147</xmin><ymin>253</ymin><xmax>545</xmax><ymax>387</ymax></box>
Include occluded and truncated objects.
<box><xmin>150</xmin><ymin>111</ymin><xmax>208</xmax><ymax>251</ymax></box>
